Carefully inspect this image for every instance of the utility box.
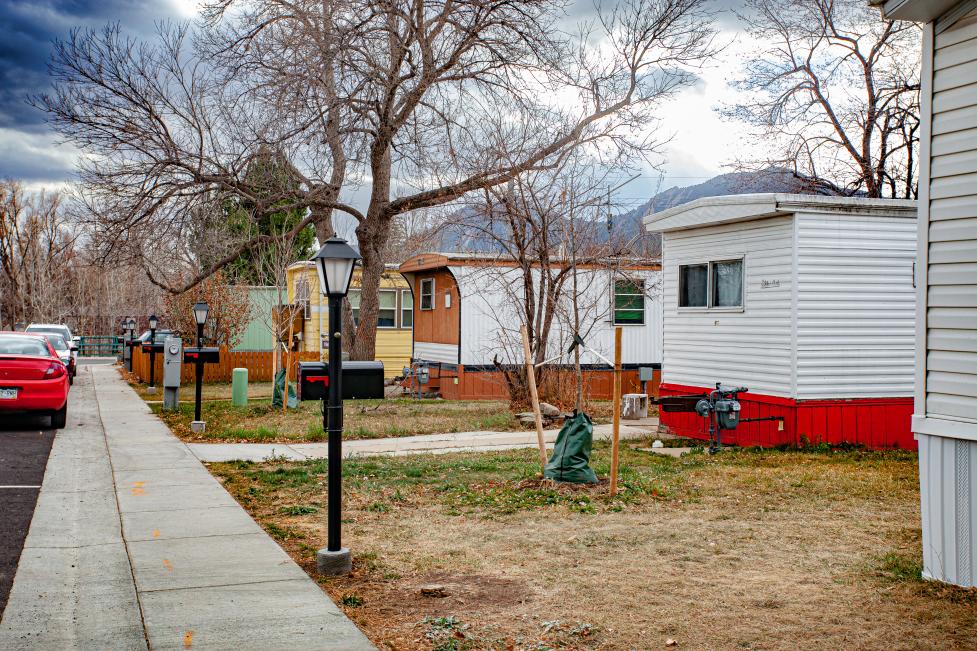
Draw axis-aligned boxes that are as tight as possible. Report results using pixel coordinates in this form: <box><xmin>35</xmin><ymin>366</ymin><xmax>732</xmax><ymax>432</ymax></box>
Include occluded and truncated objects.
<box><xmin>343</xmin><ymin>361</ymin><xmax>384</xmax><ymax>399</ymax></box>
<box><xmin>298</xmin><ymin>360</ymin><xmax>385</xmax><ymax>401</ymax></box>
<box><xmin>183</xmin><ymin>347</ymin><xmax>220</xmax><ymax>364</ymax></box>
<box><xmin>298</xmin><ymin>362</ymin><xmax>329</xmax><ymax>401</ymax></box>
<box><xmin>162</xmin><ymin>336</ymin><xmax>182</xmax><ymax>411</ymax></box>
<box><xmin>622</xmin><ymin>393</ymin><xmax>649</xmax><ymax>420</ymax></box>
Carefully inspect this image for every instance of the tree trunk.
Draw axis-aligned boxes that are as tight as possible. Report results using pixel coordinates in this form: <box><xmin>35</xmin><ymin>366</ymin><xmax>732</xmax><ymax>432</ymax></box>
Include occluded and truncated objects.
<box><xmin>348</xmin><ymin>143</ymin><xmax>392</xmax><ymax>361</ymax></box>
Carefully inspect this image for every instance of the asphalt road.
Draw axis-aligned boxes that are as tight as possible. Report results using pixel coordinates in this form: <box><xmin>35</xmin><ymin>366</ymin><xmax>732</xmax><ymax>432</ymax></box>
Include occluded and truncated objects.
<box><xmin>0</xmin><ymin>413</ymin><xmax>56</xmax><ymax>617</ymax></box>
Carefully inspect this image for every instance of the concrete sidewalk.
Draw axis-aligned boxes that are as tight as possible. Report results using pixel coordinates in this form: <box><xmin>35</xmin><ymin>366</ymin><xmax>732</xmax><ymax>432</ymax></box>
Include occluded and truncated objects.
<box><xmin>188</xmin><ymin>419</ymin><xmax>660</xmax><ymax>463</ymax></box>
<box><xmin>0</xmin><ymin>366</ymin><xmax>373</xmax><ymax>650</ymax></box>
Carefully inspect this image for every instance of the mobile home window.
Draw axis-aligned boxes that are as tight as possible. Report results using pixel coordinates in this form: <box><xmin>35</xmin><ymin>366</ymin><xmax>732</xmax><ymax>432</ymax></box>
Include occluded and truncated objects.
<box><xmin>711</xmin><ymin>259</ymin><xmax>743</xmax><ymax>307</ymax></box>
<box><xmin>613</xmin><ymin>279</ymin><xmax>645</xmax><ymax>325</ymax></box>
<box><xmin>419</xmin><ymin>278</ymin><xmax>435</xmax><ymax>310</ymax></box>
<box><xmin>295</xmin><ymin>277</ymin><xmax>312</xmax><ymax>319</ymax></box>
<box><xmin>401</xmin><ymin>290</ymin><xmax>413</xmax><ymax>328</ymax></box>
<box><xmin>347</xmin><ymin>289</ymin><xmax>397</xmax><ymax>327</ymax></box>
<box><xmin>377</xmin><ymin>290</ymin><xmax>397</xmax><ymax>327</ymax></box>
<box><xmin>679</xmin><ymin>264</ymin><xmax>707</xmax><ymax>307</ymax></box>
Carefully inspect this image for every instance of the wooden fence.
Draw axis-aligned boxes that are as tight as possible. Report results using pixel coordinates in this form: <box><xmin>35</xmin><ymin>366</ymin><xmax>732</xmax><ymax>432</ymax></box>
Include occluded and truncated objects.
<box><xmin>131</xmin><ymin>345</ymin><xmax>320</xmax><ymax>384</ymax></box>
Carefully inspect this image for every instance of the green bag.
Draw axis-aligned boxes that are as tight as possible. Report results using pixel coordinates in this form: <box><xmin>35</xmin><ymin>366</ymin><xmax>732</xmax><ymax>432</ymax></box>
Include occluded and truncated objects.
<box><xmin>271</xmin><ymin>368</ymin><xmax>298</xmax><ymax>409</ymax></box>
<box><xmin>544</xmin><ymin>411</ymin><xmax>598</xmax><ymax>484</ymax></box>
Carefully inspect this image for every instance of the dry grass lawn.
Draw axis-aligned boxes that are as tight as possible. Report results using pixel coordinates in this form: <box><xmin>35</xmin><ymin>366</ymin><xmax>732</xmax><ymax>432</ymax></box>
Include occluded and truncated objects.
<box><xmin>208</xmin><ymin>441</ymin><xmax>977</xmax><ymax>650</ymax></box>
<box><xmin>150</xmin><ymin>394</ymin><xmax>616</xmax><ymax>443</ymax></box>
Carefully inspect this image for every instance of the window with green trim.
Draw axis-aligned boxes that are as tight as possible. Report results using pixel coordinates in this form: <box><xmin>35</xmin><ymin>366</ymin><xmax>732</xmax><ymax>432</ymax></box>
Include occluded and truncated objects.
<box><xmin>613</xmin><ymin>279</ymin><xmax>645</xmax><ymax>325</ymax></box>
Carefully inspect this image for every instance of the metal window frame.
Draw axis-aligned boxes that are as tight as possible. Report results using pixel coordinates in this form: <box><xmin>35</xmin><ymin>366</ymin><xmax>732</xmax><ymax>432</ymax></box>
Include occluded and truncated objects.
<box><xmin>612</xmin><ymin>277</ymin><xmax>646</xmax><ymax>325</ymax></box>
<box><xmin>419</xmin><ymin>277</ymin><xmax>435</xmax><ymax>310</ymax></box>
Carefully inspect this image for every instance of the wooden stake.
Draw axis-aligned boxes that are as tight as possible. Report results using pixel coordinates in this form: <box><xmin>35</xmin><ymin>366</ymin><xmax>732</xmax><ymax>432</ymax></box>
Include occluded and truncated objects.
<box><xmin>520</xmin><ymin>325</ymin><xmax>548</xmax><ymax>469</ymax></box>
<box><xmin>609</xmin><ymin>326</ymin><xmax>623</xmax><ymax>496</ymax></box>
<box><xmin>283</xmin><ymin>314</ymin><xmax>294</xmax><ymax>414</ymax></box>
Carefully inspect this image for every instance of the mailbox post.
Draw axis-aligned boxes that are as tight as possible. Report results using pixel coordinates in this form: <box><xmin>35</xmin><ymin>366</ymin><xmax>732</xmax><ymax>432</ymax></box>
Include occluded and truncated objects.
<box><xmin>312</xmin><ymin>237</ymin><xmax>361</xmax><ymax>576</ymax></box>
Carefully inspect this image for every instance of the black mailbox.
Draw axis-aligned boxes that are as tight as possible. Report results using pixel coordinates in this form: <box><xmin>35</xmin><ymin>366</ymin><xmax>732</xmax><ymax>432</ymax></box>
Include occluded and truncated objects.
<box><xmin>298</xmin><ymin>361</ymin><xmax>329</xmax><ymax>401</ymax></box>
<box><xmin>297</xmin><ymin>360</ymin><xmax>385</xmax><ymax>401</ymax></box>
<box><xmin>343</xmin><ymin>361</ymin><xmax>384</xmax><ymax>399</ymax></box>
<box><xmin>141</xmin><ymin>341</ymin><xmax>165</xmax><ymax>353</ymax></box>
<box><xmin>183</xmin><ymin>346</ymin><xmax>221</xmax><ymax>364</ymax></box>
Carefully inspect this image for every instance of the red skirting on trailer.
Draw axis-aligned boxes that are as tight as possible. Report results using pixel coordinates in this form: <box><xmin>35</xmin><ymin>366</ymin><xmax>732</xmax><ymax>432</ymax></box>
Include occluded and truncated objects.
<box><xmin>658</xmin><ymin>383</ymin><xmax>915</xmax><ymax>450</ymax></box>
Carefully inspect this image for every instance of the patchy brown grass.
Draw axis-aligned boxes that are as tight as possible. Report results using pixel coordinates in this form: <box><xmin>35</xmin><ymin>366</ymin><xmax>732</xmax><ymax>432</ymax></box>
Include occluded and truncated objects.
<box><xmin>150</xmin><ymin>396</ymin><xmax>617</xmax><ymax>443</ymax></box>
<box><xmin>208</xmin><ymin>443</ymin><xmax>977</xmax><ymax>650</ymax></box>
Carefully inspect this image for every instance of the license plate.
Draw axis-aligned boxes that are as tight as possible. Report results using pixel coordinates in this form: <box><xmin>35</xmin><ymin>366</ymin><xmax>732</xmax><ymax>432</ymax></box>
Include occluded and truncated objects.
<box><xmin>0</xmin><ymin>388</ymin><xmax>17</xmax><ymax>400</ymax></box>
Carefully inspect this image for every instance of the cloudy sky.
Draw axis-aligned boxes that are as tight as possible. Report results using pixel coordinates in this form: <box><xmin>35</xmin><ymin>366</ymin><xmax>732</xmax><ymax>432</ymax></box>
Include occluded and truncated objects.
<box><xmin>0</xmin><ymin>0</ymin><xmax>758</xmax><ymax>210</ymax></box>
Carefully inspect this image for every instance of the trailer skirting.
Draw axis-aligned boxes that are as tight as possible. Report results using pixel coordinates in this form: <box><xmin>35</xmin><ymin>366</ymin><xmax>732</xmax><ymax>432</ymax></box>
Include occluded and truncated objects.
<box><xmin>659</xmin><ymin>383</ymin><xmax>915</xmax><ymax>450</ymax></box>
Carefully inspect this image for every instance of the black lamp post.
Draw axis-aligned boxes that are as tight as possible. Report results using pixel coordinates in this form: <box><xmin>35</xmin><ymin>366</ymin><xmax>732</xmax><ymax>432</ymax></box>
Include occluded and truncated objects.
<box><xmin>191</xmin><ymin>301</ymin><xmax>209</xmax><ymax>426</ymax></box>
<box><xmin>147</xmin><ymin>314</ymin><xmax>159</xmax><ymax>392</ymax></box>
<box><xmin>313</xmin><ymin>236</ymin><xmax>361</xmax><ymax>576</ymax></box>
<box><xmin>124</xmin><ymin>317</ymin><xmax>136</xmax><ymax>372</ymax></box>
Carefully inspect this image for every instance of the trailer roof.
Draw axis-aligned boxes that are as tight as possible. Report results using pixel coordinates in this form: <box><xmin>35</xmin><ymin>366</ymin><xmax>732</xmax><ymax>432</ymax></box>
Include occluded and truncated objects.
<box><xmin>398</xmin><ymin>252</ymin><xmax>660</xmax><ymax>273</ymax></box>
<box><xmin>644</xmin><ymin>193</ymin><xmax>916</xmax><ymax>233</ymax></box>
<box><xmin>869</xmin><ymin>0</ymin><xmax>960</xmax><ymax>22</ymax></box>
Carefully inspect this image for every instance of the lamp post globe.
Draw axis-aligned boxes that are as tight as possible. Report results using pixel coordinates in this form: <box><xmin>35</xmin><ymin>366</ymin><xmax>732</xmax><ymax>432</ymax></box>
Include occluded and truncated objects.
<box><xmin>313</xmin><ymin>236</ymin><xmax>361</xmax><ymax>297</ymax></box>
<box><xmin>313</xmin><ymin>237</ymin><xmax>361</xmax><ymax>576</ymax></box>
<box><xmin>192</xmin><ymin>301</ymin><xmax>209</xmax><ymax>328</ymax></box>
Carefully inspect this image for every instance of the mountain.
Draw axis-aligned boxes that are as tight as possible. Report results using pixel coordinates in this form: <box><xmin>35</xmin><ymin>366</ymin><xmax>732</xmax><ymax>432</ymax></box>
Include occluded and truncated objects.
<box><xmin>418</xmin><ymin>168</ymin><xmax>809</xmax><ymax>256</ymax></box>
<box><xmin>613</xmin><ymin>168</ymin><xmax>809</xmax><ymax>241</ymax></box>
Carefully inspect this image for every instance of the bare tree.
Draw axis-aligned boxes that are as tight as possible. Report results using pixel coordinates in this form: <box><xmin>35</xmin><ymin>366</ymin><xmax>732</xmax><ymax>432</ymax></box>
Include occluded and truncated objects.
<box><xmin>451</xmin><ymin>152</ymin><xmax>657</xmax><ymax>409</ymax></box>
<box><xmin>36</xmin><ymin>0</ymin><xmax>715</xmax><ymax>361</ymax></box>
<box><xmin>724</xmin><ymin>0</ymin><xmax>921</xmax><ymax>197</ymax></box>
<box><xmin>0</xmin><ymin>182</ymin><xmax>79</xmax><ymax>328</ymax></box>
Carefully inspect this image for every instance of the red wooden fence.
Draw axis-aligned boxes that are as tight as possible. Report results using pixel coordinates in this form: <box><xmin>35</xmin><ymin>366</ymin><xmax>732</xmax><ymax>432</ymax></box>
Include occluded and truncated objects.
<box><xmin>131</xmin><ymin>346</ymin><xmax>320</xmax><ymax>384</ymax></box>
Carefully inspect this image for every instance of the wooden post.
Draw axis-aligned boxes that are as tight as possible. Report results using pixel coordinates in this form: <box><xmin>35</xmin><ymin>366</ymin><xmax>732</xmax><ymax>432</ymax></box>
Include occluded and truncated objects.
<box><xmin>609</xmin><ymin>326</ymin><xmax>623</xmax><ymax>496</ymax></box>
<box><xmin>520</xmin><ymin>325</ymin><xmax>548</xmax><ymax>469</ymax></box>
<box><xmin>283</xmin><ymin>314</ymin><xmax>294</xmax><ymax>414</ymax></box>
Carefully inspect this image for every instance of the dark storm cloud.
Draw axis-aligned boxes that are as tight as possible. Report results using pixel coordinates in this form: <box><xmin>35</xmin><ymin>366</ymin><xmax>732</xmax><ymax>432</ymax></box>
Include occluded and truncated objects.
<box><xmin>0</xmin><ymin>1</ymin><xmax>182</xmax><ymax>181</ymax></box>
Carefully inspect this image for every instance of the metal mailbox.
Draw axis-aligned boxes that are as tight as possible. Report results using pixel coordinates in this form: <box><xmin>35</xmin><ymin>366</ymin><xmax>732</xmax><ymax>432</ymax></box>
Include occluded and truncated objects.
<box><xmin>343</xmin><ymin>361</ymin><xmax>384</xmax><ymax>399</ymax></box>
<box><xmin>298</xmin><ymin>361</ymin><xmax>329</xmax><ymax>401</ymax></box>
<box><xmin>297</xmin><ymin>360</ymin><xmax>385</xmax><ymax>401</ymax></box>
<box><xmin>183</xmin><ymin>346</ymin><xmax>221</xmax><ymax>364</ymax></box>
<box><xmin>141</xmin><ymin>341</ymin><xmax>165</xmax><ymax>353</ymax></box>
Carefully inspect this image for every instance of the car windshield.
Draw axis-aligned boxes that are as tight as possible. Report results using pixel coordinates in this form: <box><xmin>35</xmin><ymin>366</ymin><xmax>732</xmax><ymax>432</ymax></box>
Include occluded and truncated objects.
<box><xmin>0</xmin><ymin>335</ymin><xmax>51</xmax><ymax>356</ymax></box>
<box><xmin>45</xmin><ymin>336</ymin><xmax>69</xmax><ymax>351</ymax></box>
<box><xmin>27</xmin><ymin>326</ymin><xmax>68</xmax><ymax>337</ymax></box>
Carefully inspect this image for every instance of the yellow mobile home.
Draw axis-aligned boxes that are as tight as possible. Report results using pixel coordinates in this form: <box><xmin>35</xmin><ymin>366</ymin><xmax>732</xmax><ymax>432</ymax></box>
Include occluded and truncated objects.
<box><xmin>286</xmin><ymin>262</ymin><xmax>412</xmax><ymax>378</ymax></box>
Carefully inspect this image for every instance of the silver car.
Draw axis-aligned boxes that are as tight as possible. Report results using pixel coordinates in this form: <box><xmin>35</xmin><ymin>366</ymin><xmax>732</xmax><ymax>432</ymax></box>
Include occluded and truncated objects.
<box><xmin>26</xmin><ymin>323</ymin><xmax>79</xmax><ymax>368</ymax></box>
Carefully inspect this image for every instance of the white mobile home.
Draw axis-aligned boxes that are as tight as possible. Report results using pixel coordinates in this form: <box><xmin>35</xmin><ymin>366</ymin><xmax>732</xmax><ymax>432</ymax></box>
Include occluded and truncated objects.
<box><xmin>645</xmin><ymin>193</ymin><xmax>917</xmax><ymax>448</ymax></box>
<box><xmin>877</xmin><ymin>0</ymin><xmax>977</xmax><ymax>589</ymax></box>
<box><xmin>398</xmin><ymin>252</ymin><xmax>663</xmax><ymax>400</ymax></box>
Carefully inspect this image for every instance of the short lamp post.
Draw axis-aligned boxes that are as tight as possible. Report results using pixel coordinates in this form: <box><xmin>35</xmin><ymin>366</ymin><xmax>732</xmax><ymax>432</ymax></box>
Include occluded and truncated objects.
<box><xmin>146</xmin><ymin>314</ymin><xmax>159</xmax><ymax>394</ymax></box>
<box><xmin>313</xmin><ymin>236</ymin><xmax>361</xmax><ymax>576</ymax></box>
<box><xmin>191</xmin><ymin>301</ymin><xmax>209</xmax><ymax>431</ymax></box>
<box><xmin>124</xmin><ymin>317</ymin><xmax>136</xmax><ymax>372</ymax></box>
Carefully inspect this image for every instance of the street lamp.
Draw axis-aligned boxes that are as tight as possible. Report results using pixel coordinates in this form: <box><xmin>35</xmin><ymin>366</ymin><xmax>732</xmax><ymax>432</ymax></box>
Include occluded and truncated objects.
<box><xmin>313</xmin><ymin>236</ymin><xmax>361</xmax><ymax>576</ymax></box>
<box><xmin>123</xmin><ymin>317</ymin><xmax>137</xmax><ymax>372</ymax></box>
<box><xmin>191</xmin><ymin>301</ymin><xmax>209</xmax><ymax>431</ymax></box>
<box><xmin>146</xmin><ymin>314</ymin><xmax>159</xmax><ymax>394</ymax></box>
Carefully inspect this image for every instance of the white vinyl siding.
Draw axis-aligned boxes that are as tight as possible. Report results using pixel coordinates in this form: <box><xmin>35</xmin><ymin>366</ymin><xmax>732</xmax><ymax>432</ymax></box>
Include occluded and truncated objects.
<box><xmin>794</xmin><ymin>212</ymin><xmax>917</xmax><ymax>399</ymax></box>
<box><xmin>450</xmin><ymin>265</ymin><xmax>663</xmax><ymax>368</ymax></box>
<box><xmin>413</xmin><ymin>341</ymin><xmax>459</xmax><ymax>365</ymax></box>
<box><xmin>662</xmin><ymin>217</ymin><xmax>794</xmax><ymax>397</ymax></box>
<box><xmin>926</xmin><ymin>7</ymin><xmax>977</xmax><ymax>424</ymax></box>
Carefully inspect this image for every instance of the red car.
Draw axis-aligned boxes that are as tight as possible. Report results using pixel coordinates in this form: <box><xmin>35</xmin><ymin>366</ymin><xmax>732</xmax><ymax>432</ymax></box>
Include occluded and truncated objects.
<box><xmin>0</xmin><ymin>332</ymin><xmax>70</xmax><ymax>429</ymax></box>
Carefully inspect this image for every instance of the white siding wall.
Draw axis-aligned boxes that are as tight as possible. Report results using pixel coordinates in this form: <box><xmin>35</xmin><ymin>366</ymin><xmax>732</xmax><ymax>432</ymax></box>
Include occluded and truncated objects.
<box><xmin>413</xmin><ymin>341</ymin><xmax>459</xmax><ymax>365</ymax></box>
<box><xmin>795</xmin><ymin>212</ymin><xmax>917</xmax><ymax>399</ymax></box>
<box><xmin>661</xmin><ymin>216</ymin><xmax>794</xmax><ymax>396</ymax></box>
<box><xmin>926</xmin><ymin>8</ymin><xmax>977</xmax><ymax>422</ymax></box>
<box><xmin>918</xmin><ymin>433</ymin><xmax>977</xmax><ymax>588</ymax></box>
<box><xmin>450</xmin><ymin>266</ymin><xmax>662</xmax><ymax>368</ymax></box>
